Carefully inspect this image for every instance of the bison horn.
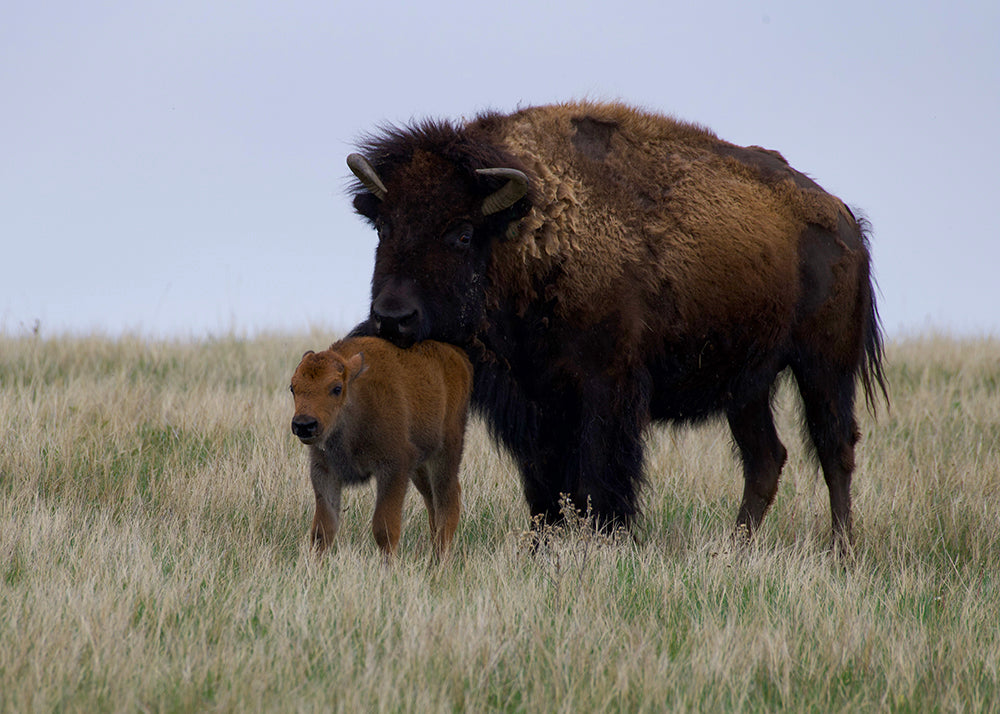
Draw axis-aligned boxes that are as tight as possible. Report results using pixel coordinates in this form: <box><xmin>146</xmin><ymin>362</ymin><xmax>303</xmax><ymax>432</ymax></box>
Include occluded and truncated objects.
<box><xmin>476</xmin><ymin>168</ymin><xmax>529</xmax><ymax>216</ymax></box>
<box><xmin>347</xmin><ymin>153</ymin><xmax>388</xmax><ymax>201</ymax></box>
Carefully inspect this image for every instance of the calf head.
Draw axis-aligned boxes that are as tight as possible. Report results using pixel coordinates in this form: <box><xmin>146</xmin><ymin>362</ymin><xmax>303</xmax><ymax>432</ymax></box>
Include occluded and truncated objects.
<box><xmin>289</xmin><ymin>349</ymin><xmax>367</xmax><ymax>445</ymax></box>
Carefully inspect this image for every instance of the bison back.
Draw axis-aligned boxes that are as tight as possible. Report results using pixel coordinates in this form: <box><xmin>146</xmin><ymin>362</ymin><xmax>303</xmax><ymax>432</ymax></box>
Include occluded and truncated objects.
<box><xmin>473</xmin><ymin>101</ymin><xmax>854</xmax><ymax>347</ymax></box>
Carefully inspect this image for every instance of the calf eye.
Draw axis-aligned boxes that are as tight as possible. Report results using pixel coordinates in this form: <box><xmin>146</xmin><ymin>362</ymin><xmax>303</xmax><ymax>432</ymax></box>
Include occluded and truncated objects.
<box><xmin>288</xmin><ymin>385</ymin><xmax>294</xmax><ymax>394</ymax></box>
<box><xmin>330</xmin><ymin>384</ymin><xmax>343</xmax><ymax>396</ymax></box>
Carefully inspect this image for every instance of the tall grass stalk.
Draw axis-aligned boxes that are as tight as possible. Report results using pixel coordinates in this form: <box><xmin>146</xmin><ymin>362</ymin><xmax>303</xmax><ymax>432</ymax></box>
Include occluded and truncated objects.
<box><xmin>1</xmin><ymin>332</ymin><xmax>998</xmax><ymax>711</ymax></box>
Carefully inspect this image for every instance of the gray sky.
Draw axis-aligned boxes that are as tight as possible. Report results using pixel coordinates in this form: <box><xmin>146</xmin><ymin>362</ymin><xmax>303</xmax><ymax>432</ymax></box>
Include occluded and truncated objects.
<box><xmin>3</xmin><ymin>0</ymin><xmax>998</xmax><ymax>338</ymax></box>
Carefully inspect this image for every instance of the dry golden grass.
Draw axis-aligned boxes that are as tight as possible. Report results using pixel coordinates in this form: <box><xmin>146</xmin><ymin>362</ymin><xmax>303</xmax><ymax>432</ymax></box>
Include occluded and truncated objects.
<box><xmin>1</xmin><ymin>331</ymin><xmax>998</xmax><ymax>712</ymax></box>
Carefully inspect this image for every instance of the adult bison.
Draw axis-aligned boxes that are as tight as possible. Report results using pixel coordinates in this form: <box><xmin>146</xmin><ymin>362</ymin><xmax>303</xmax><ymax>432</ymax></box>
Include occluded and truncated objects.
<box><xmin>346</xmin><ymin>100</ymin><xmax>887</xmax><ymax>550</ymax></box>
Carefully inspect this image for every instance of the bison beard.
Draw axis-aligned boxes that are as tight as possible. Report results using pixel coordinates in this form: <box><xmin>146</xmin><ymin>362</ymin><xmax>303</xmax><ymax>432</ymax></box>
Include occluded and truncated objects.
<box><xmin>346</xmin><ymin>100</ymin><xmax>888</xmax><ymax>551</ymax></box>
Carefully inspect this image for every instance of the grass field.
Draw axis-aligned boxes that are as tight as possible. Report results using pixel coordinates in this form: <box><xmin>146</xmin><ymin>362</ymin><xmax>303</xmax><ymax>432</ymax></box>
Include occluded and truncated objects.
<box><xmin>1</xmin><ymin>331</ymin><xmax>998</xmax><ymax>712</ymax></box>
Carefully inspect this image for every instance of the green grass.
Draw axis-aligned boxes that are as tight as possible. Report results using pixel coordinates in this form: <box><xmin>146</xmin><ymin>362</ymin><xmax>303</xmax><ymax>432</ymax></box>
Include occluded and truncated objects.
<box><xmin>1</xmin><ymin>331</ymin><xmax>999</xmax><ymax>712</ymax></box>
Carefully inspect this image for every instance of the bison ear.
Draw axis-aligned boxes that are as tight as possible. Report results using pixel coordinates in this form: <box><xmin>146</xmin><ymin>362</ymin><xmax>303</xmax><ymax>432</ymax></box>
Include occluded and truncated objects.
<box><xmin>353</xmin><ymin>192</ymin><xmax>380</xmax><ymax>223</ymax></box>
<box><xmin>345</xmin><ymin>352</ymin><xmax>368</xmax><ymax>382</ymax></box>
<box><xmin>301</xmin><ymin>350</ymin><xmax>315</xmax><ymax>359</ymax></box>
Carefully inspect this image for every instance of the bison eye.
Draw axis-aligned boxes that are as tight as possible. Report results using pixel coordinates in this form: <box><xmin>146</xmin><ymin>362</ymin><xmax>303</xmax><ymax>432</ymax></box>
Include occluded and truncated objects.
<box><xmin>330</xmin><ymin>384</ymin><xmax>343</xmax><ymax>396</ymax></box>
<box><xmin>288</xmin><ymin>385</ymin><xmax>294</xmax><ymax>395</ymax></box>
<box><xmin>447</xmin><ymin>222</ymin><xmax>474</xmax><ymax>249</ymax></box>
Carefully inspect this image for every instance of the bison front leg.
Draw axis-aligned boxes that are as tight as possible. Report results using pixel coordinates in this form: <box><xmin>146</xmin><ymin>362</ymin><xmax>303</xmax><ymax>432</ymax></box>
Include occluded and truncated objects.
<box><xmin>570</xmin><ymin>402</ymin><xmax>646</xmax><ymax>531</ymax></box>
<box><xmin>526</xmin><ymin>387</ymin><xmax>646</xmax><ymax>532</ymax></box>
<box><xmin>518</xmin><ymin>428</ymin><xmax>571</xmax><ymax>528</ymax></box>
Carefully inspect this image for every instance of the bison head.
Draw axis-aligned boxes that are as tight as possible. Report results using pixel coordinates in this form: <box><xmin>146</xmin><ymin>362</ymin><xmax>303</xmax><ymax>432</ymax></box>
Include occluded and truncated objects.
<box><xmin>348</xmin><ymin>145</ymin><xmax>530</xmax><ymax>348</ymax></box>
<box><xmin>289</xmin><ymin>349</ymin><xmax>367</xmax><ymax>445</ymax></box>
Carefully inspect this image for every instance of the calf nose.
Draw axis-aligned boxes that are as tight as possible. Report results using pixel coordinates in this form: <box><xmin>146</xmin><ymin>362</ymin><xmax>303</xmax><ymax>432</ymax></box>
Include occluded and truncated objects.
<box><xmin>291</xmin><ymin>415</ymin><xmax>319</xmax><ymax>440</ymax></box>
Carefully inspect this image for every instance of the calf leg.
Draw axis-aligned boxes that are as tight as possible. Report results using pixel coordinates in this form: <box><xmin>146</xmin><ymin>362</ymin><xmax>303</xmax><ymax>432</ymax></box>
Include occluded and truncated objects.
<box><xmin>428</xmin><ymin>449</ymin><xmax>463</xmax><ymax>558</ymax></box>
<box><xmin>309</xmin><ymin>453</ymin><xmax>342</xmax><ymax>554</ymax></box>
<box><xmin>727</xmin><ymin>394</ymin><xmax>788</xmax><ymax>538</ymax></box>
<box><xmin>411</xmin><ymin>466</ymin><xmax>437</xmax><ymax>536</ymax></box>
<box><xmin>372</xmin><ymin>469</ymin><xmax>410</xmax><ymax>558</ymax></box>
<box><xmin>311</xmin><ymin>487</ymin><xmax>342</xmax><ymax>554</ymax></box>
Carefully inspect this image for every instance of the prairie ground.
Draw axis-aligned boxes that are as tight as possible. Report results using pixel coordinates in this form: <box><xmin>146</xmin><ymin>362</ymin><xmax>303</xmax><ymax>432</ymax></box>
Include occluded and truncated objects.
<box><xmin>1</xmin><ymin>331</ymin><xmax>998</xmax><ymax>712</ymax></box>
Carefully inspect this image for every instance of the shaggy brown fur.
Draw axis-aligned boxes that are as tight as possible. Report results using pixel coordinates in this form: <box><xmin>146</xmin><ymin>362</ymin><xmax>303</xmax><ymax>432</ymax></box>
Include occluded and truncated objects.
<box><xmin>290</xmin><ymin>336</ymin><xmax>472</xmax><ymax>559</ymax></box>
<box><xmin>348</xmin><ymin>100</ymin><xmax>888</xmax><ymax>552</ymax></box>
<box><xmin>482</xmin><ymin>103</ymin><xmax>846</xmax><ymax>330</ymax></box>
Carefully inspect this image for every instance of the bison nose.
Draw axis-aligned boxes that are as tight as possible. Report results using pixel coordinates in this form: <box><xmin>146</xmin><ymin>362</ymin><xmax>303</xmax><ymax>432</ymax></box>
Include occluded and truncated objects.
<box><xmin>372</xmin><ymin>278</ymin><xmax>423</xmax><ymax>346</ymax></box>
<box><xmin>291</xmin><ymin>415</ymin><xmax>319</xmax><ymax>440</ymax></box>
<box><xmin>372</xmin><ymin>303</ymin><xmax>421</xmax><ymax>346</ymax></box>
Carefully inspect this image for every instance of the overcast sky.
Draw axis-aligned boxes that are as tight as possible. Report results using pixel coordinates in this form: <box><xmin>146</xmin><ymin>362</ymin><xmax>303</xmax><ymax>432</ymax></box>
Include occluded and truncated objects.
<box><xmin>2</xmin><ymin>0</ymin><xmax>998</xmax><ymax>339</ymax></box>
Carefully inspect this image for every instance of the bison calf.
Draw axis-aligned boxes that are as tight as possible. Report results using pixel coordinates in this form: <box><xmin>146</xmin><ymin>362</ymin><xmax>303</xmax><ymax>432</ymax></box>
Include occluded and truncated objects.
<box><xmin>289</xmin><ymin>336</ymin><xmax>472</xmax><ymax>559</ymax></box>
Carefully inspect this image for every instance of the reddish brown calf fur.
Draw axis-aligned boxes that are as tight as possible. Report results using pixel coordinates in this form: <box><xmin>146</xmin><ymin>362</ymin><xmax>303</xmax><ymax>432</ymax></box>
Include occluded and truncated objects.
<box><xmin>289</xmin><ymin>336</ymin><xmax>472</xmax><ymax>558</ymax></box>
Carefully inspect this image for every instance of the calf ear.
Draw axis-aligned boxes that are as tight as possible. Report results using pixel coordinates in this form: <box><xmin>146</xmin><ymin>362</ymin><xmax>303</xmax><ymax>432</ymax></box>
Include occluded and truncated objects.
<box><xmin>345</xmin><ymin>352</ymin><xmax>368</xmax><ymax>382</ymax></box>
<box><xmin>302</xmin><ymin>350</ymin><xmax>315</xmax><ymax>359</ymax></box>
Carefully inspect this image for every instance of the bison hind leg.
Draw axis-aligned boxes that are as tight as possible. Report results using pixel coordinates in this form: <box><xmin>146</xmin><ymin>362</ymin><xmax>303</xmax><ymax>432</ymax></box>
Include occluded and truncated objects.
<box><xmin>727</xmin><ymin>393</ymin><xmax>788</xmax><ymax>539</ymax></box>
<box><xmin>792</xmin><ymin>362</ymin><xmax>860</xmax><ymax>555</ymax></box>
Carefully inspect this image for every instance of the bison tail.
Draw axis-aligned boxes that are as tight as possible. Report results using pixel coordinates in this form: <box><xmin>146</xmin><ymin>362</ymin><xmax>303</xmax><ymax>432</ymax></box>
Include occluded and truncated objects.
<box><xmin>857</xmin><ymin>217</ymin><xmax>890</xmax><ymax>415</ymax></box>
